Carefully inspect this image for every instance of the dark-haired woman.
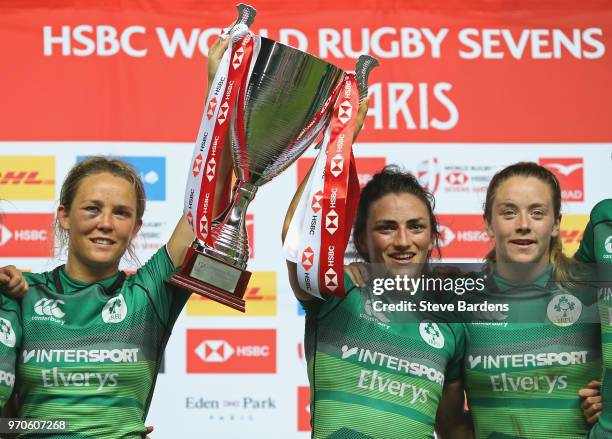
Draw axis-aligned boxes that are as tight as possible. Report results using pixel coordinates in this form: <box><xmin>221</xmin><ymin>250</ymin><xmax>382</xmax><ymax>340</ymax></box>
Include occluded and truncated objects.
<box><xmin>284</xmin><ymin>163</ymin><xmax>472</xmax><ymax>438</ymax></box>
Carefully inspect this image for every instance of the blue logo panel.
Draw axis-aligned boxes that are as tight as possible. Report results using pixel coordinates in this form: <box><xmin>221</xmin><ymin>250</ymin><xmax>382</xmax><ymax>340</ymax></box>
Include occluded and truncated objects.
<box><xmin>77</xmin><ymin>156</ymin><xmax>166</xmax><ymax>201</ymax></box>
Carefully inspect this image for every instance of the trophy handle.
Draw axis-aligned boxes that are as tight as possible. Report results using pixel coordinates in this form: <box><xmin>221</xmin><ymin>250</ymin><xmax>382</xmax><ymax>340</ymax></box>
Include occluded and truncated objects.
<box><xmin>355</xmin><ymin>55</ymin><xmax>379</xmax><ymax>103</ymax></box>
<box><xmin>227</xmin><ymin>3</ymin><xmax>257</xmax><ymax>33</ymax></box>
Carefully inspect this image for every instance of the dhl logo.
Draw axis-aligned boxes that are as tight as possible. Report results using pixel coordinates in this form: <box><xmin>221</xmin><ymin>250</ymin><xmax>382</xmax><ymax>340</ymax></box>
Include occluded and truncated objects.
<box><xmin>0</xmin><ymin>156</ymin><xmax>55</xmax><ymax>200</ymax></box>
<box><xmin>187</xmin><ymin>272</ymin><xmax>276</xmax><ymax>316</ymax></box>
<box><xmin>560</xmin><ymin>214</ymin><xmax>589</xmax><ymax>257</ymax></box>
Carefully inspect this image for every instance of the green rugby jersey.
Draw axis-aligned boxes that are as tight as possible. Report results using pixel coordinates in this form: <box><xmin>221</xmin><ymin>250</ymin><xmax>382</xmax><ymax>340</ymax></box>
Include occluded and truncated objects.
<box><xmin>575</xmin><ymin>199</ymin><xmax>612</xmax><ymax>439</ymax></box>
<box><xmin>0</xmin><ymin>294</ymin><xmax>21</xmax><ymax>409</ymax></box>
<box><xmin>302</xmin><ymin>274</ymin><xmax>464</xmax><ymax>439</ymax></box>
<box><xmin>18</xmin><ymin>246</ymin><xmax>190</xmax><ymax>438</ymax></box>
<box><xmin>461</xmin><ymin>266</ymin><xmax>601</xmax><ymax>439</ymax></box>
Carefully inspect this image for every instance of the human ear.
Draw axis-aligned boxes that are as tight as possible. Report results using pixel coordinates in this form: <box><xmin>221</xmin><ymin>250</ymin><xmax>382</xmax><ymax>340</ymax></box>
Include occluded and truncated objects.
<box><xmin>57</xmin><ymin>205</ymin><xmax>70</xmax><ymax>231</ymax></box>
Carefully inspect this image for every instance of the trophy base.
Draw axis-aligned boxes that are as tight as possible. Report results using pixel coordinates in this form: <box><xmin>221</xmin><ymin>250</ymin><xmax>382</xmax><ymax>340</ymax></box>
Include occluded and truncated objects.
<box><xmin>167</xmin><ymin>249</ymin><xmax>251</xmax><ymax>313</ymax></box>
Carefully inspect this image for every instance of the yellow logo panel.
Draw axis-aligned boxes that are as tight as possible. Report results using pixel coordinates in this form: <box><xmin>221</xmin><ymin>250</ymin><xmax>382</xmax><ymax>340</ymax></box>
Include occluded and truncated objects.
<box><xmin>560</xmin><ymin>214</ymin><xmax>589</xmax><ymax>257</ymax></box>
<box><xmin>0</xmin><ymin>156</ymin><xmax>55</xmax><ymax>200</ymax></box>
<box><xmin>187</xmin><ymin>271</ymin><xmax>277</xmax><ymax>316</ymax></box>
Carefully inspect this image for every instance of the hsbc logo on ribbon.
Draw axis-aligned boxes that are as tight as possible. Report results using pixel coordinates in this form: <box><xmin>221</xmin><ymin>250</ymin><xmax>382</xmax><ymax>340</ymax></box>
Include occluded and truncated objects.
<box><xmin>325</xmin><ymin>210</ymin><xmax>339</xmax><ymax>235</ymax></box>
<box><xmin>186</xmin><ymin>211</ymin><xmax>194</xmax><ymax>228</ymax></box>
<box><xmin>330</xmin><ymin>154</ymin><xmax>344</xmax><ymax>177</ymax></box>
<box><xmin>187</xmin><ymin>329</ymin><xmax>276</xmax><ymax>373</ymax></box>
<box><xmin>232</xmin><ymin>46</ymin><xmax>245</xmax><ymax>70</ymax></box>
<box><xmin>539</xmin><ymin>158</ymin><xmax>584</xmax><ymax>202</ymax></box>
<box><xmin>324</xmin><ymin>268</ymin><xmax>339</xmax><ymax>291</ymax></box>
<box><xmin>200</xmin><ymin>216</ymin><xmax>209</xmax><ymax>239</ymax></box>
<box><xmin>311</xmin><ymin>190</ymin><xmax>323</xmax><ymax>213</ymax></box>
<box><xmin>192</xmin><ymin>154</ymin><xmax>203</xmax><ymax>177</ymax></box>
<box><xmin>338</xmin><ymin>100</ymin><xmax>352</xmax><ymax>124</ymax></box>
<box><xmin>206</xmin><ymin>97</ymin><xmax>218</xmax><ymax>120</ymax></box>
<box><xmin>217</xmin><ymin>101</ymin><xmax>229</xmax><ymax>125</ymax></box>
<box><xmin>206</xmin><ymin>158</ymin><xmax>216</xmax><ymax>182</ymax></box>
<box><xmin>301</xmin><ymin>247</ymin><xmax>314</xmax><ymax>271</ymax></box>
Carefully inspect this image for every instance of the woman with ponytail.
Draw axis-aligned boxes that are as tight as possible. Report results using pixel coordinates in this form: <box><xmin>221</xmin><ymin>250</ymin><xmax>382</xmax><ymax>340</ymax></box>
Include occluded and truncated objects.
<box><xmin>460</xmin><ymin>162</ymin><xmax>601</xmax><ymax>438</ymax></box>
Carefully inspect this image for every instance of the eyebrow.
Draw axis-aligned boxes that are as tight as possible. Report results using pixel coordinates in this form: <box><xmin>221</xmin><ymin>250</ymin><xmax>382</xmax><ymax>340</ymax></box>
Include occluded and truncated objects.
<box><xmin>374</xmin><ymin>218</ymin><xmax>427</xmax><ymax>224</ymax></box>
<box><xmin>82</xmin><ymin>199</ymin><xmax>135</xmax><ymax>211</ymax></box>
<box><xmin>497</xmin><ymin>202</ymin><xmax>548</xmax><ymax>209</ymax></box>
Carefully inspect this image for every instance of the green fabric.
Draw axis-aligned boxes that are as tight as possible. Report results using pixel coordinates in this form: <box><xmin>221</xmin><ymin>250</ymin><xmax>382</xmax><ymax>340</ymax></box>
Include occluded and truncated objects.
<box><xmin>0</xmin><ymin>295</ymin><xmax>20</xmax><ymax>409</ymax></box>
<box><xmin>461</xmin><ymin>267</ymin><xmax>601</xmax><ymax>439</ymax></box>
<box><xmin>302</xmin><ymin>273</ymin><xmax>464</xmax><ymax>439</ymax></box>
<box><xmin>576</xmin><ymin>199</ymin><xmax>612</xmax><ymax>439</ymax></box>
<box><xmin>18</xmin><ymin>246</ymin><xmax>190</xmax><ymax>438</ymax></box>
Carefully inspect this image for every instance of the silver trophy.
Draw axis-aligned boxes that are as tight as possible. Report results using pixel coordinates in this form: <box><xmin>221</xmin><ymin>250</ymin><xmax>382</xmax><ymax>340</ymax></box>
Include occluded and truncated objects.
<box><xmin>169</xmin><ymin>23</ymin><xmax>378</xmax><ymax>311</ymax></box>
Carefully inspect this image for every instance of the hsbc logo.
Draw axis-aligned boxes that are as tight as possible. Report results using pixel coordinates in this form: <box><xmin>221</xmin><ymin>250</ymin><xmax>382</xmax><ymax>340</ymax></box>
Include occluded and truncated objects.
<box><xmin>192</xmin><ymin>153</ymin><xmax>203</xmax><ymax>177</ymax></box>
<box><xmin>325</xmin><ymin>210</ymin><xmax>338</xmax><ymax>235</ymax></box>
<box><xmin>217</xmin><ymin>101</ymin><xmax>230</xmax><ymax>125</ymax></box>
<box><xmin>206</xmin><ymin>97</ymin><xmax>218</xmax><ymax>120</ymax></box>
<box><xmin>435</xmin><ymin>215</ymin><xmax>491</xmax><ymax>259</ymax></box>
<box><xmin>232</xmin><ymin>46</ymin><xmax>245</xmax><ymax>70</ymax></box>
<box><xmin>539</xmin><ymin>158</ymin><xmax>584</xmax><ymax>202</ymax></box>
<box><xmin>0</xmin><ymin>214</ymin><xmax>53</xmax><ymax>257</ymax></box>
<box><xmin>445</xmin><ymin>172</ymin><xmax>468</xmax><ymax>186</ymax></box>
<box><xmin>330</xmin><ymin>154</ymin><xmax>344</xmax><ymax>177</ymax></box>
<box><xmin>187</xmin><ymin>329</ymin><xmax>276</xmax><ymax>373</ymax></box>
<box><xmin>324</xmin><ymin>268</ymin><xmax>339</xmax><ymax>291</ymax></box>
<box><xmin>301</xmin><ymin>247</ymin><xmax>314</xmax><ymax>271</ymax></box>
<box><xmin>206</xmin><ymin>157</ymin><xmax>216</xmax><ymax>182</ymax></box>
<box><xmin>338</xmin><ymin>100</ymin><xmax>352</xmax><ymax>124</ymax></box>
<box><xmin>200</xmin><ymin>217</ymin><xmax>209</xmax><ymax>239</ymax></box>
<box><xmin>311</xmin><ymin>190</ymin><xmax>323</xmax><ymax>213</ymax></box>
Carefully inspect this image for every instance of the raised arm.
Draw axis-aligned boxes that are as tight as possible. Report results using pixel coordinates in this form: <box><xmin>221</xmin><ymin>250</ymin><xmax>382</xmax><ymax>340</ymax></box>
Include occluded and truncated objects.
<box><xmin>166</xmin><ymin>37</ymin><xmax>232</xmax><ymax>268</ymax></box>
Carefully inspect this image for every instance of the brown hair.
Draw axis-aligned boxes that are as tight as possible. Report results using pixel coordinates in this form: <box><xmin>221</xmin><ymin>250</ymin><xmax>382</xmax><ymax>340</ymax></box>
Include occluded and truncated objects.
<box><xmin>483</xmin><ymin>161</ymin><xmax>576</xmax><ymax>285</ymax></box>
<box><xmin>353</xmin><ymin>165</ymin><xmax>440</xmax><ymax>262</ymax></box>
<box><xmin>56</xmin><ymin>157</ymin><xmax>146</xmax><ymax>261</ymax></box>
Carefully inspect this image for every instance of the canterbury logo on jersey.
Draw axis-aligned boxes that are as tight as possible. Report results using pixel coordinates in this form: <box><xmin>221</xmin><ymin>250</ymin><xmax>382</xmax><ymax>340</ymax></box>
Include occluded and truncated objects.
<box><xmin>32</xmin><ymin>298</ymin><xmax>65</xmax><ymax>325</ymax></box>
<box><xmin>467</xmin><ymin>350</ymin><xmax>588</xmax><ymax>370</ymax></box>
<box><xmin>341</xmin><ymin>345</ymin><xmax>444</xmax><ymax>385</ymax></box>
<box><xmin>42</xmin><ymin>367</ymin><xmax>118</xmax><ymax>391</ymax></box>
<box><xmin>0</xmin><ymin>370</ymin><xmax>15</xmax><ymax>386</ymax></box>
<box><xmin>22</xmin><ymin>348</ymin><xmax>140</xmax><ymax>364</ymax></box>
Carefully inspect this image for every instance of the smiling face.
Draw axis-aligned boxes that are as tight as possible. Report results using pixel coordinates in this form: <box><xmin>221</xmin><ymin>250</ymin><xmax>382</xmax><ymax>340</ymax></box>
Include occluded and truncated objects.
<box><xmin>359</xmin><ymin>192</ymin><xmax>434</xmax><ymax>276</ymax></box>
<box><xmin>486</xmin><ymin>176</ymin><xmax>560</xmax><ymax>278</ymax></box>
<box><xmin>58</xmin><ymin>172</ymin><xmax>142</xmax><ymax>282</ymax></box>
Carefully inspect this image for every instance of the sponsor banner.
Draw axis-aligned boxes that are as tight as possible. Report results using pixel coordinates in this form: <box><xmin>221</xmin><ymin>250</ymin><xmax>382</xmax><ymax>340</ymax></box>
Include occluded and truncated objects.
<box><xmin>440</xmin><ymin>162</ymin><xmax>500</xmax><ymax>195</ymax></box>
<box><xmin>77</xmin><ymin>155</ymin><xmax>166</xmax><ymax>201</ymax></box>
<box><xmin>184</xmin><ymin>393</ymin><xmax>278</xmax><ymax>421</ymax></box>
<box><xmin>435</xmin><ymin>214</ymin><xmax>491</xmax><ymax>259</ymax></box>
<box><xmin>186</xmin><ymin>271</ymin><xmax>276</xmax><ymax>316</ymax></box>
<box><xmin>297</xmin><ymin>386</ymin><xmax>311</xmax><ymax>432</ymax></box>
<box><xmin>297</xmin><ymin>157</ymin><xmax>387</xmax><ymax>189</ymax></box>
<box><xmin>539</xmin><ymin>157</ymin><xmax>584</xmax><ymax>202</ymax></box>
<box><xmin>1</xmin><ymin>2</ymin><xmax>610</xmax><ymax>143</ymax></box>
<box><xmin>186</xmin><ymin>329</ymin><xmax>276</xmax><ymax>374</ymax></box>
<box><xmin>560</xmin><ymin>214</ymin><xmax>589</xmax><ymax>257</ymax></box>
<box><xmin>0</xmin><ymin>213</ymin><xmax>54</xmax><ymax>257</ymax></box>
<box><xmin>0</xmin><ymin>156</ymin><xmax>55</xmax><ymax>200</ymax></box>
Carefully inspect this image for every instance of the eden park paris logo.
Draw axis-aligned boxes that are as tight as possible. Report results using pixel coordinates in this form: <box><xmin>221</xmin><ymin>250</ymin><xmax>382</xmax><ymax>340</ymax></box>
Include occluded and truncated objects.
<box><xmin>102</xmin><ymin>294</ymin><xmax>128</xmax><ymax>324</ymax></box>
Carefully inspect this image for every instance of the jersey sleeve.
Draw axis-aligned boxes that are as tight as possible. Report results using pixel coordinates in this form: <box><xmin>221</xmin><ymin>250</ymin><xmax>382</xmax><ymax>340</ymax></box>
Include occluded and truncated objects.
<box><xmin>131</xmin><ymin>245</ymin><xmax>191</xmax><ymax>326</ymax></box>
<box><xmin>576</xmin><ymin>199</ymin><xmax>612</xmax><ymax>263</ymax></box>
<box><xmin>0</xmin><ymin>296</ymin><xmax>21</xmax><ymax>410</ymax></box>
<box><xmin>444</xmin><ymin>322</ymin><xmax>465</xmax><ymax>383</ymax></box>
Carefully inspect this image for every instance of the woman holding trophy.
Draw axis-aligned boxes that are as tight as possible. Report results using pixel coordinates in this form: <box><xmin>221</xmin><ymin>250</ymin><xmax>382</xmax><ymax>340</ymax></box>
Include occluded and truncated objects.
<box><xmin>0</xmin><ymin>36</ymin><xmax>233</xmax><ymax>436</ymax></box>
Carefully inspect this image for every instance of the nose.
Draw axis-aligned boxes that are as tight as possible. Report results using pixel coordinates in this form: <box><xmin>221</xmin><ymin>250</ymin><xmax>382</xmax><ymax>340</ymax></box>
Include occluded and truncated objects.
<box><xmin>516</xmin><ymin>211</ymin><xmax>531</xmax><ymax>234</ymax></box>
<box><xmin>96</xmin><ymin>210</ymin><xmax>113</xmax><ymax>232</ymax></box>
<box><xmin>394</xmin><ymin>226</ymin><xmax>412</xmax><ymax>249</ymax></box>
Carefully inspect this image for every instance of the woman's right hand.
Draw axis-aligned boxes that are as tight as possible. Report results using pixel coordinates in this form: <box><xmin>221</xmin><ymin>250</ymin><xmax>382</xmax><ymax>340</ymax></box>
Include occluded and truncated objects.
<box><xmin>579</xmin><ymin>380</ymin><xmax>602</xmax><ymax>425</ymax></box>
<box><xmin>207</xmin><ymin>36</ymin><xmax>230</xmax><ymax>88</ymax></box>
<box><xmin>0</xmin><ymin>265</ymin><xmax>28</xmax><ymax>298</ymax></box>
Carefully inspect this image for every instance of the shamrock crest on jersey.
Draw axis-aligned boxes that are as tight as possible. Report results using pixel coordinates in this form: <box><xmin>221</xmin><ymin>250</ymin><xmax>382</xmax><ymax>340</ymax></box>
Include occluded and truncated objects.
<box><xmin>547</xmin><ymin>294</ymin><xmax>582</xmax><ymax>327</ymax></box>
<box><xmin>102</xmin><ymin>294</ymin><xmax>128</xmax><ymax>323</ymax></box>
<box><xmin>419</xmin><ymin>321</ymin><xmax>444</xmax><ymax>349</ymax></box>
<box><xmin>0</xmin><ymin>317</ymin><xmax>16</xmax><ymax>347</ymax></box>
